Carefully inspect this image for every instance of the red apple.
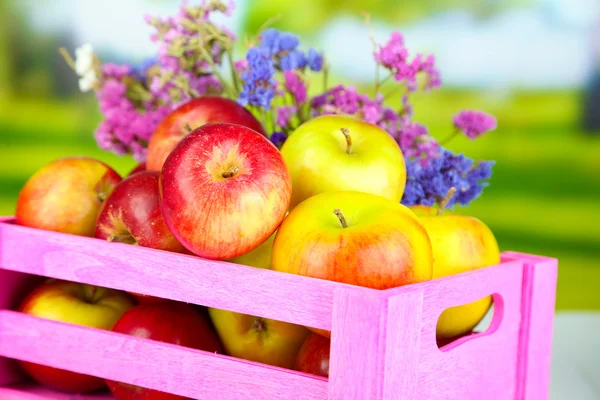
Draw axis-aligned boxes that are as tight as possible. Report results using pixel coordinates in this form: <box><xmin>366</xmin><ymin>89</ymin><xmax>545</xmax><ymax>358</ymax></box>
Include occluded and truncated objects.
<box><xmin>146</xmin><ymin>97</ymin><xmax>265</xmax><ymax>171</ymax></box>
<box><xmin>128</xmin><ymin>163</ymin><xmax>146</xmax><ymax>176</ymax></box>
<box><xmin>18</xmin><ymin>280</ymin><xmax>135</xmax><ymax>393</ymax></box>
<box><xmin>95</xmin><ymin>171</ymin><xmax>185</xmax><ymax>253</ymax></box>
<box><xmin>16</xmin><ymin>157</ymin><xmax>121</xmax><ymax>236</ymax></box>
<box><xmin>160</xmin><ymin>123</ymin><xmax>291</xmax><ymax>260</ymax></box>
<box><xmin>106</xmin><ymin>302</ymin><xmax>223</xmax><ymax>400</ymax></box>
<box><xmin>295</xmin><ymin>333</ymin><xmax>330</xmax><ymax>378</ymax></box>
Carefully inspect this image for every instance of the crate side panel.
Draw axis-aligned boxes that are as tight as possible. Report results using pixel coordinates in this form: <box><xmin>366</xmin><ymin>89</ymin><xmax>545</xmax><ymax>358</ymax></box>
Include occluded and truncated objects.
<box><xmin>0</xmin><ymin>221</ymin><xmax>371</xmax><ymax>330</ymax></box>
<box><xmin>0</xmin><ymin>311</ymin><xmax>327</xmax><ymax>400</ymax></box>
<box><xmin>388</xmin><ymin>259</ymin><xmax>525</xmax><ymax>399</ymax></box>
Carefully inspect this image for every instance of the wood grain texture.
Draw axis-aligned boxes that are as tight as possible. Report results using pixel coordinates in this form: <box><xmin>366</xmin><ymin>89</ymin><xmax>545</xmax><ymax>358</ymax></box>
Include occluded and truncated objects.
<box><xmin>0</xmin><ymin>219</ymin><xmax>373</xmax><ymax>331</ymax></box>
<box><xmin>383</xmin><ymin>260</ymin><xmax>526</xmax><ymax>399</ymax></box>
<box><xmin>504</xmin><ymin>252</ymin><xmax>559</xmax><ymax>400</ymax></box>
<box><xmin>0</xmin><ymin>310</ymin><xmax>327</xmax><ymax>400</ymax></box>
<box><xmin>0</xmin><ymin>382</ymin><xmax>113</xmax><ymax>400</ymax></box>
<box><xmin>328</xmin><ymin>288</ymin><xmax>424</xmax><ymax>399</ymax></box>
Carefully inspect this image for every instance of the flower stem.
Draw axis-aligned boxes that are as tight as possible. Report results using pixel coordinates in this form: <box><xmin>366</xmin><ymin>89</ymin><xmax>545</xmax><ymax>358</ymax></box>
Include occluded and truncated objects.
<box><xmin>440</xmin><ymin>129</ymin><xmax>460</xmax><ymax>145</ymax></box>
<box><xmin>226</xmin><ymin>49</ymin><xmax>241</xmax><ymax>95</ymax></box>
<box><xmin>437</xmin><ymin>187</ymin><xmax>457</xmax><ymax>215</ymax></box>
<box><xmin>323</xmin><ymin>62</ymin><xmax>329</xmax><ymax>93</ymax></box>
<box><xmin>58</xmin><ymin>48</ymin><xmax>76</xmax><ymax>71</ymax></box>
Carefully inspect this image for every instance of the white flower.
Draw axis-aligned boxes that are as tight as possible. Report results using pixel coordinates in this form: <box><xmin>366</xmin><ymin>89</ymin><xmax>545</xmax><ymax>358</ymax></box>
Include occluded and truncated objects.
<box><xmin>78</xmin><ymin>70</ymin><xmax>98</xmax><ymax>92</ymax></box>
<box><xmin>74</xmin><ymin>43</ymin><xmax>95</xmax><ymax>76</ymax></box>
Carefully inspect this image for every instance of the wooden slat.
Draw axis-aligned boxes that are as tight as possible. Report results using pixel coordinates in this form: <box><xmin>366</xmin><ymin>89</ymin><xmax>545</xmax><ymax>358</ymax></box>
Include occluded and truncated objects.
<box><xmin>0</xmin><ymin>219</ymin><xmax>373</xmax><ymax>331</ymax></box>
<box><xmin>0</xmin><ymin>311</ymin><xmax>328</xmax><ymax>400</ymax></box>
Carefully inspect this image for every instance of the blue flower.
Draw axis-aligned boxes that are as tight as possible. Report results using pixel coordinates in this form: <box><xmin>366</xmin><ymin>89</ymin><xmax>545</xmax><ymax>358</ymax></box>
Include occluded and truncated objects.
<box><xmin>280</xmin><ymin>49</ymin><xmax>307</xmax><ymax>71</ymax></box>
<box><xmin>400</xmin><ymin>150</ymin><xmax>494</xmax><ymax>208</ymax></box>
<box><xmin>260</xmin><ymin>28</ymin><xmax>299</xmax><ymax>55</ymax></box>
<box><xmin>307</xmin><ymin>48</ymin><xmax>324</xmax><ymax>72</ymax></box>
<box><xmin>269</xmin><ymin>131</ymin><xmax>287</xmax><ymax>149</ymax></box>
<box><xmin>238</xmin><ymin>47</ymin><xmax>276</xmax><ymax>109</ymax></box>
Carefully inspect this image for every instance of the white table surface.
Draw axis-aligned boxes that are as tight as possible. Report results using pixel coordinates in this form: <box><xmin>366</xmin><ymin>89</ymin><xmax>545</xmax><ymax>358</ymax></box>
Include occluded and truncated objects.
<box><xmin>549</xmin><ymin>312</ymin><xmax>600</xmax><ymax>399</ymax></box>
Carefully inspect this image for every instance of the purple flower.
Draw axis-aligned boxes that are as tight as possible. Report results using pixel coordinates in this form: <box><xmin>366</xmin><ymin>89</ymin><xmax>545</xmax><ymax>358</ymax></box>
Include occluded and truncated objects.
<box><xmin>307</xmin><ymin>48</ymin><xmax>324</xmax><ymax>72</ymax></box>
<box><xmin>420</xmin><ymin>54</ymin><xmax>441</xmax><ymax>90</ymax></box>
<box><xmin>238</xmin><ymin>47</ymin><xmax>276</xmax><ymax>109</ymax></box>
<box><xmin>283</xmin><ymin>71</ymin><xmax>307</xmax><ymax>103</ymax></box>
<box><xmin>276</xmin><ymin>105</ymin><xmax>296</xmax><ymax>128</ymax></box>
<box><xmin>269</xmin><ymin>131</ymin><xmax>287</xmax><ymax>149</ymax></box>
<box><xmin>102</xmin><ymin>63</ymin><xmax>131</xmax><ymax>79</ymax></box>
<box><xmin>398</xmin><ymin>122</ymin><xmax>439</xmax><ymax>160</ymax></box>
<box><xmin>453</xmin><ymin>110</ymin><xmax>498</xmax><ymax>139</ymax></box>
<box><xmin>401</xmin><ymin>150</ymin><xmax>494</xmax><ymax>207</ymax></box>
<box><xmin>374</xmin><ymin>32</ymin><xmax>408</xmax><ymax>71</ymax></box>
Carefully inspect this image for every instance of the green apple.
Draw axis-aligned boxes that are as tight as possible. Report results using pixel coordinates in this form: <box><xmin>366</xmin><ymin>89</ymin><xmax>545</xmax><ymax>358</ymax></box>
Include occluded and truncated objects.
<box><xmin>208</xmin><ymin>308</ymin><xmax>310</xmax><ymax>369</ymax></box>
<box><xmin>411</xmin><ymin>204</ymin><xmax>500</xmax><ymax>340</ymax></box>
<box><xmin>18</xmin><ymin>279</ymin><xmax>135</xmax><ymax>393</ymax></box>
<box><xmin>280</xmin><ymin>115</ymin><xmax>406</xmax><ymax>209</ymax></box>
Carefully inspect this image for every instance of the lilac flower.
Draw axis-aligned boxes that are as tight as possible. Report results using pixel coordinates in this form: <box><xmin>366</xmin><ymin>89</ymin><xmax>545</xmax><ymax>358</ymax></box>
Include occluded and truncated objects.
<box><xmin>374</xmin><ymin>32</ymin><xmax>408</xmax><ymax>71</ymax></box>
<box><xmin>307</xmin><ymin>48</ymin><xmax>324</xmax><ymax>72</ymax></box>
<box><xmin>102</xmin><ymin>63</ymin><xmax>131</xmax><ymax>79</ymax></box>
<box><xmin>420</xmin><ymin>54</ymin><xmax>441</xmax><ymax>90</ymax></box>
<box><xmin>269</xmin><ymin>131</ymin><xmax>287</xmax><ymax>149</ymax></box>
<box><xmin>277</xmin><ymin>105</ymin><xmax>296</xmax><ymax>128</ymax></box>
<box><xmin>400</xmin><ymin>95</ymin><xmax>413</xmax><ymax>118</ymax></box>
<box><xmin>453</xmin><ymin>110</ymin><xmax>498</xmax><ymax>139</ymax></box>
<box><xmin>283</xmin><ymin>71</ymin><xmax>307</xmax><ymax>103</ymax></box>
<box><xmin>401</xmin><ymin>150</ymin><xmax>494</xmax><ymax>207</ymax></box>
<box><xmin>398</xmin><ymin>122</ymin><xmax>438</xmax><ymax>160</ymax></box>
<box><xmin>238</xmin><ymin>47</ymin><xmax>276</xmax><ymax>109</ymax></box>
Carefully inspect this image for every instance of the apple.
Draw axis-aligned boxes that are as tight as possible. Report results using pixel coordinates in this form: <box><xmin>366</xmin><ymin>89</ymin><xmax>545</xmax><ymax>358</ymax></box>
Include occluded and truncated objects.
<box><xmin>127</xmin><ymin>163</ymin><xmax>146</xmax><ymax>176</ymax></box>
<box><xmin>208</xmin><ymin>308</ymin><xmax>309</xmax><ymax>369</ymax></box>
<box><xmin>107</xmin><ymin>302</ymin><xmax>223</xmax><ymax>400</ymax></box>
<box><xmin>410</xmin><ymin>204</ymin><xmax>500</xmax><ymax>340</ymax></box>
<box><xmin>18</xmin><ymin>279</ymin><xmax>135</xmax><ymax>393</ymax></box>
<box><xmin>160</xmin><ymin>123</ymin><xmax>291</xmax><ymax>260</ymax></box>
<box><xmin>16</xmin><ymin>157</ymin><xmax>122</xmax><ymax>236</ymax></box>
<box><xmin>95</xmin><ymin>171</ymin><xmax>185</xmax><ymax>252</ymax></box>
<box><xmin>280</xmin><ymin>115</ymin><xmax>406</xmax><ymax>209</ymax></box>
<box><xmin>295</xmin><ymin>333</ymin><xmax>330</xmax><ymax>378</ymax></box>
<box><xmin>272</xmin><ymin>191</ymin><xmax>433</xmax><ymax>337</ymax></box>
<box><xmin>146</xmin><ymin>97</ymin><xmax>265</xmax><ymax>171</ymax></box>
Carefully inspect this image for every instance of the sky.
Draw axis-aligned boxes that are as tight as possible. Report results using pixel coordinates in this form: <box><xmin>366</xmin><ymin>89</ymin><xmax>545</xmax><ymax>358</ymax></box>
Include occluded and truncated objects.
<box><xmin>18</xmin><ymin>0</ymin><xmax>600</xmax><ymax>89</ymax></box>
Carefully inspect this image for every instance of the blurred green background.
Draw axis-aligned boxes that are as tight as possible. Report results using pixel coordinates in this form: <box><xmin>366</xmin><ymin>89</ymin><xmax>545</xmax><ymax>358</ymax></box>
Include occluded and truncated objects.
<box><xmin>0</xmin><ymin>0</ymin><xmax>598</xmax><ymax>309</ymax></box>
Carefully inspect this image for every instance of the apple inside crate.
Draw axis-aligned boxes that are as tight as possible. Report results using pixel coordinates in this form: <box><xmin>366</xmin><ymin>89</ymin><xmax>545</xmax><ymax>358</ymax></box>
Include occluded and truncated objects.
<box><xmin>0</xmin><ymin>218</ymin><xmax>557</xmax><ymax>400</ymax></box>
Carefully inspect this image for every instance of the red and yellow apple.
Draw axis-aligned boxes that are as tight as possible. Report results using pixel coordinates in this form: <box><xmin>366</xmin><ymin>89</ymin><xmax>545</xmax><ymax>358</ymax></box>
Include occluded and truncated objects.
<box><xmin>228</xmin><ymin>229</ymin><xmax>277</xmax><ymax>269</ymax></box>
<box><xmin>280</xmin><ymin>115</ymin><xmax>406</xmax><ymax>209</ymax></box>
<box><xmin>107</xmin><ymin>302</ymin><xmax>223</xmax><ymax>400</ymax></box>
<box><xmin>208</xmin><ymin>308</ymin><xmax>309</xmax><ymax>369</ymax></box>
<box><xmin>16</xmin><ymin>157</ymin><xmax>121</xmax><ymax>236</ymax></box>
<box><xmin>272</xmin><ymin>191</ymin><xmax>433</xmax><ymax>337</ymax></box>
<box><xmin>411</xmin><ymin>205</ymin><xmax>500</xmax><ymax>339</ymax></box>
<box><xmin>95</xmin><ymin>171</ymin><xmax>185</xmax><ymax>253</ymax></box>
<box><xmin>18</xmin><ymin>280</ymin><xmax>135</xmax><ymax>393</ymax></box>
<box><xmin>160</xmin><ymin>123</ymin><xmax>291</xmax><ymax>260</ymax></box>
<box><xmin>295</xmin><ymin>333</ymin><xmax>330</xmax><ymax>378</ymax></box>
<box><xmin>146</xmin><ymin>97</ymin><xmax>265</xmax><ymax>171</ymax></box>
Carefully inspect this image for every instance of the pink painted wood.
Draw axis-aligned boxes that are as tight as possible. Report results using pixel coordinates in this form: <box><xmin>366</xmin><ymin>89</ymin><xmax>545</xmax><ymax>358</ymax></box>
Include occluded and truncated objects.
<box><xmin>0</xmin><ymin>218</ymin><xmax>559</xmax><ymax>399</ymax></box>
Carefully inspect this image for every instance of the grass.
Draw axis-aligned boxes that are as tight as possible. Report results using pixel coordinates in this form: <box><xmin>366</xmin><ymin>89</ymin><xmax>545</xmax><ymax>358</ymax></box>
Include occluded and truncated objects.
<box><xmin>1</xmin><ymin>92</ymin><xmax>599</xmax><ymax>310</ymax></box>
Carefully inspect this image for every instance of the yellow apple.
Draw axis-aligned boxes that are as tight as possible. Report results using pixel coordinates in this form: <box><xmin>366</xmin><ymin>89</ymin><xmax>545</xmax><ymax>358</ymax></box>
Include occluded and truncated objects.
<box><xmin>228</xmin><ymin>229</ymin><xmax>277</xmax><ymax>270</ymax></box>
<box><xmin>272</xmin><ymin>191</ymin><xmax>433</xmax><ymax>338</ymax></box>
<box><xmin>280</xmin><ymin>115</ymin><xmax>406</xmax><ymax>209</ymax></box>
<box><xmin>411</xmin><ymin>205</ymin><xmax>500</xmax><ymax>339</ymax></box>
<box><xmin>207</xmin><ymin>308</ymin><xmax>310</xmax><ymax>369</ymax></box>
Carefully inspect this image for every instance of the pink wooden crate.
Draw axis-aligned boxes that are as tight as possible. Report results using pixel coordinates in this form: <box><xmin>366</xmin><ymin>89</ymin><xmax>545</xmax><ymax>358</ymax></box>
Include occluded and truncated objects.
<box><xmin>0</xmin><ymin>217</ymin><xmax>558</xmax><ymax>399</ymax></box>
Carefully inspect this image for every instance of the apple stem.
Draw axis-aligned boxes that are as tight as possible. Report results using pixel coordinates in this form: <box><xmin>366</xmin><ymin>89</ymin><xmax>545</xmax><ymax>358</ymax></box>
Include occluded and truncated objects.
<box><xmin>107</xmin><ymin>234</ymin><xmax>138</xmax><ymax>245</ymax></box>
<box><xmin>438</xmin><ymin>187</ymin><xmax>457</xmax><ymax>215</ymax></box>
<box><xmin>340</xmin><ymin>128</ymin><xmax>352</xmax><ymax>154</ymax></box>
<box><xmin>83</xmin><ymin>285</ymin><xmax>101</xmax><ymax>304</ymax></box>
<box><xmin>184</xmin><ymin>123</ymin><xmax>193</xmax><ymax>134</ymax></box>
<box><xmin>221</xmin><ymin>166</ymin><xmax>239</xmax><ymax>179</ymax></box>
<box><xmin>333</xmin><ymin>209</ymin><xmax>348</xmax><ymax>228</ymax></box>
